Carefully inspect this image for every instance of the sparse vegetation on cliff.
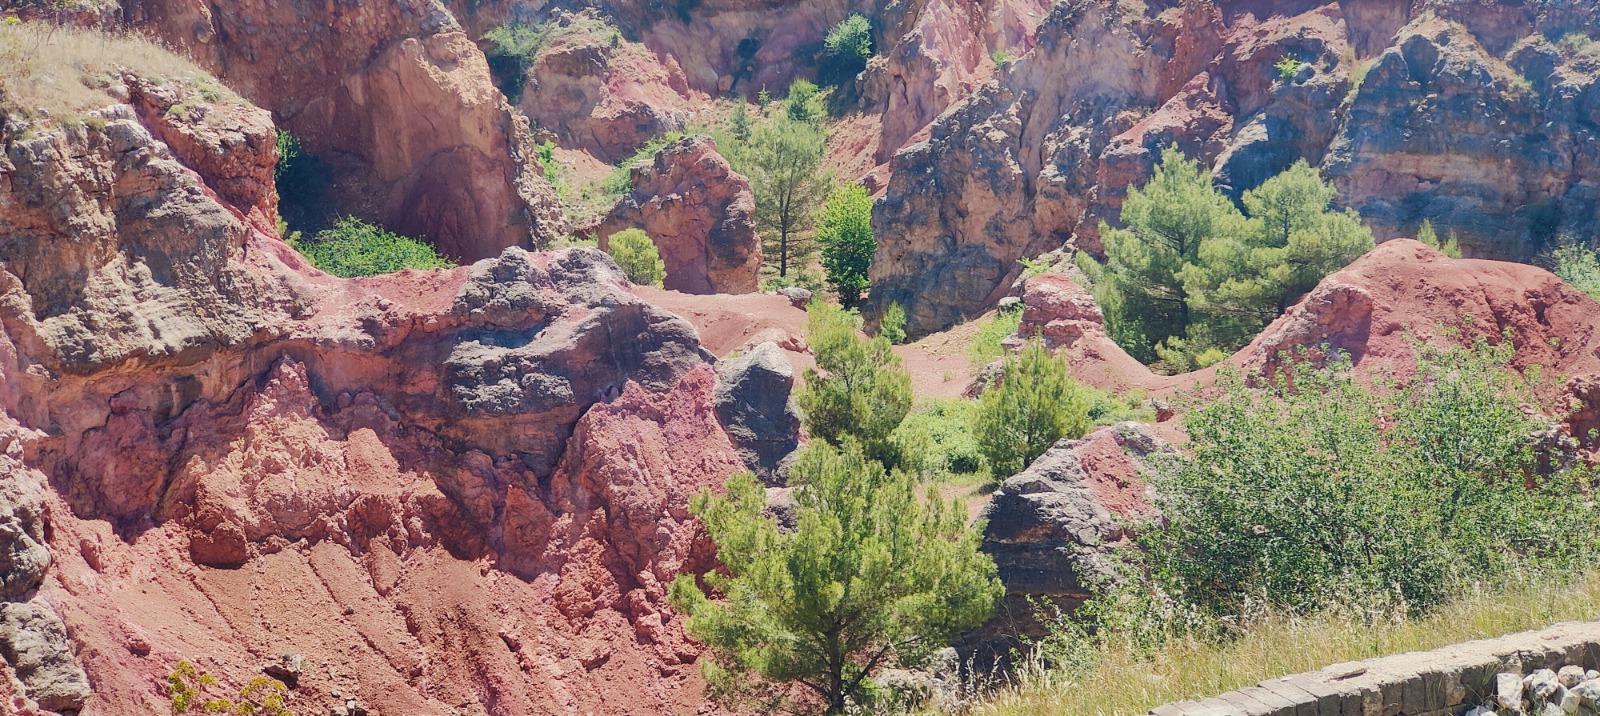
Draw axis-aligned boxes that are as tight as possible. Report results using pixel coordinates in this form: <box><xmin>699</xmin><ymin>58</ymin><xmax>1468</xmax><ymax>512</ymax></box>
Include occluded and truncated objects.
<box><xmin>821</xmin><ymin>13</ymin><xmax>873</xmax><ymax>85</ymax></box>
<box><xmin>289</xmin><ymin>218</ymin><xmax>455</xmax><ymax>277</ymax></box>
<box><xmin>169</xmin><ymin>661</ymin><xmax>294</xmax><ymax>716</ymax></box>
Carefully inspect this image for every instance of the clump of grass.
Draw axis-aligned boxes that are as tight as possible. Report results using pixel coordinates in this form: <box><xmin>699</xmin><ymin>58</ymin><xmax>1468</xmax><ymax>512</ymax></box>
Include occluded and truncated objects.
<box><xmin>0</xmin><ymin>21</ymin><xmax>237</xmax><ymax>127</ymax></box>
<box><xmin>962</xmin><ymin>572</ymin><xmax>1600</xmax><ymax>716</ymax></box>
<box><xmin>965</xmin><ymin>309</ymin><xmax>1025</xmax><ymax>368</ymax></box>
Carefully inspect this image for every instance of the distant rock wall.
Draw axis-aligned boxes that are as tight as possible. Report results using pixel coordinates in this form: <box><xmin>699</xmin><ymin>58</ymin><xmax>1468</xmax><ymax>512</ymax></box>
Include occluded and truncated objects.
<box><xmin>870</xmin><ymin>0</ymin><xmax>1600</xmax><ymax>336</ymax></box>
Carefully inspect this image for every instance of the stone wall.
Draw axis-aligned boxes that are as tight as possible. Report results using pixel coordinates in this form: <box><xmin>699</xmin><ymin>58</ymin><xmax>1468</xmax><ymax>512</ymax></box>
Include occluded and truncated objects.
<box><xmin>1146</xmin><ymin>621</ymin><xmax>1600</xmax><ymax>716</ymax></box>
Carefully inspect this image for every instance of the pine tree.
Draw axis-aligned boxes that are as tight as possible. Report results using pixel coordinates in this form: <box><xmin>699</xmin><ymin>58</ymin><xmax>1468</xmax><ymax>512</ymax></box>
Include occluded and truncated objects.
<box><xmin>817</xmin><ymin>183</ymin><xmax>876</xmax><ymax>307</ymax></box>
<box><xmin>1089</xmin><ymin>146</ymin><xmax>1247</xmax><ymax>364</ymax></box>
<box><xmin>669</xmin><ymin>442</ymin><xmax>1002</xmax><ymax>715</ymax></box>
<box><xmin>974</xmin><ymin>338</ymin><xmax>1093</xmax><ymax>477</ymax></box>
<box><xmin>738</xmin><ymin>117</ymin><xmax>830</xmax><ymax>278</ymax></box>
<box><xmin>795</xmin><ymin>302</ymin><xmax>912</xmax><ymax>465</ymax></box>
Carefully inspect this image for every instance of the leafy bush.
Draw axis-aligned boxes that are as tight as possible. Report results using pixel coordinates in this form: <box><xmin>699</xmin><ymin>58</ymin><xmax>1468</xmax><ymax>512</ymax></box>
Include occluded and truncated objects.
<box><xmin>991</xmin><ymin>49</ymin><xmax>1015</xmax><ymax>67</ymax></box>
<box><xmin>796</xmin><ymin>301</ymin><xmax>913</xmax><ymax>465</ymax></box>
<box><xmin>482</xmin><ymin>22</ymin><xmax>548</xmax><ymax>101</ymax></box>
<box><xmin>785</xmin><ymin>78</ymin><xmax>826</xmax><ymax>124</ymax></box>
<box><xmin>821</xmin><ymin>13</ymin><xmax>872</xmax><ymax>85</ymax></box>
<box><xmin>817</xmin><ymin>183</ymin><xmax>876</xmax><ymax>307</ymax></box>
<box><xmin>1137</xmin><ymin>339</ymin><xmax>1599</xmax><ymax>622</ymax></box>
<box><xmin>878</xmin><ymin>301</ymin><xmax>907</xmax><ymax>344</ymax></box>
<box><xmin>668</xmin><ymin>441</ymin><xmax>1001</xmax><ymax>715</ymax></box>
<box><xmin>891</xmin><ymin>397</ymin><xmax>987</xmax><ymax>479</ymax></box>
<box><xmin>605</xmin><ymin>228</ymin><xmax>666</xmax><ymax>286</ymax></box>
<box><xmin>169</xmin><ymin>661</ymin><xmax>293</xmax><ymax>715</ymax></box>
<box><xmin>289</xmin><ymin>218</ymin><xmax>455</xmax><ymax>277</ymax></box>
<box><xmin>974</xmin><ymin>339</ymin><xmax>1093</xmax><ymax>478</ymax></box>
<box><xmin>965</xmin><ymin>308</ymin><xmax>1024</xmax><ymax>368</ymax></box>
<box><xmin>1552</xmin><ymin>243</ymin><xmax>1600</xmax><ymax>300</ymax></box>
<box><xmin>1275</xmin><ymin>56</ymin><xmax>1301</xmax><ymax>80</ymax></box>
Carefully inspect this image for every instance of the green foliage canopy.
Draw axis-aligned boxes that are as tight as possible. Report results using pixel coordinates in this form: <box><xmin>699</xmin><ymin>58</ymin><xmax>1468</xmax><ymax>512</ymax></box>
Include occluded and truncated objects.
<box><xmin>974</xmin><ymin>339</ymin><xmax>1093</xmax><ymax>477</ymax></box>
<box><xmin>795</xmin><ymin>302</ymin><xmax>912</xmax><ymax>465</ymax></box>
<box><xmin>669</xmin><ymin>442</ymin><xmax>1001</xmax><ymax>714</ymax></box>
<box><xmin>605</xmin><ymin>228</ymin><xmax>666</xmax><ymax>287</ymax></box>
<box><xmin>821</xmin><ymin>14</ymin><xmax>873</xmax><ymax>85</ymax></box>
<box><xmin>289</xmin><ymin>218</ymin><xmax>455</xmax><ymax>278</ymax></box>
<box><xmin>729</xmin><ymin>116</ymin><xmax>830</xmax><ymax>278</ymax></box>
<box><xmin>817</xmin><ymin>183</ymin><xmax>876</xmax><ymax>307</ymax></box>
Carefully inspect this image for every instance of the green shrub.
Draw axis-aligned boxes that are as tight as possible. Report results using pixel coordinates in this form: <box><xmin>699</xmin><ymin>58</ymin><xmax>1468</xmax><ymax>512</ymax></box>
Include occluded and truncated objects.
<box><xmin>1417</xmin><ymin>219</ymin><xmax>1462</xmax><ymax>258</ymax></box>
<box><xmin>878</xmin><ymin>301</ymin><xmax>907</xmax><ymax>344</ymax></box>
<box><xmin>1137</xmin><ymin>339</ymin><xmax>1599</xmax><ymax>623</ymax></box>
<box><xmin>1275</xmin><ymin>56</ymin><xmax>1301</xmax><ymax>80</ymax></box>
<box><xmin>991</xmin><ymin>49</ymin><xmax>1014</xmax><ymax>67</ymax></box>
<box><xmin>817</xmin><ymin>183</ymin><xmax>876</xmax><ymax>307</ymax></box>
<box><xmin>785</xmin><ymin>78</ymin><xmax>826</xmax><ymax>124</ymax></box>
<box><xmin>169</xmin><ymin>661</ymin><xmax>293</xmax><ymax>715</ymax></box>
<box><xmin>974</xmin><ymin>338</ymin><xmax>1093</xmax><ymax>478</ymax></box>
<box><xmin>821</xmin><ymin>13</ymin><xmax>872</xmax><ymax>85</ymax></box>
<box><xmin>796</xmin><ymin>301</ymin><xmax>913</xmax><ymax>466</ymax></box>
<box><xmin>965</xmin><ymin>308</ymin><xmax>1024</xmax><ymax>368</ymax></box>
<box><xmin>1552</xmin><ymin>243</ymin><xmax>1600</xmax><ymax>301</ymax></box>
<box><xmin>669</xmin><ymin>442</ymin><xmax>1001</xmax><ymax>715</ymax></box>
<box><xmin>891</xmin><ymin>397</ymin><xmax>987</xmax><ymax>479</ymax></box>
<box><xmin>482</xmin><ymin>22</ymin><xmax>549</xmax><ymax>101</ymax></box>
<box><xmin>290</xmin><ymin>218</ymin><xmax>455</xmax><ymax>277</ymax></box>
<box><xmin>605</xmin><ymin>228</ymin><xmax>666</xmax><ymax>286</ymax></box>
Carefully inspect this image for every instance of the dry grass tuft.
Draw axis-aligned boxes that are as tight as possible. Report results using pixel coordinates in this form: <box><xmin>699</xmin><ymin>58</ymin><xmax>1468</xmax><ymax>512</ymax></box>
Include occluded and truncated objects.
<box><xmin>0</xmin><ymin>20</ymin><xmax>235</xmax><ymax>127</ymax></box>
<box><xmin>958</xmin><ymin>572</ymin><xmax>1600</xmax><ymax>716</ymax></box>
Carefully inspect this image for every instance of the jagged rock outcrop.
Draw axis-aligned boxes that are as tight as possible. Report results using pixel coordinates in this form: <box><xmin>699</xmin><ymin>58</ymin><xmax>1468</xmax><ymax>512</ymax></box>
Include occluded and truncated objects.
<box><xmin>0</xmin><ymin>472</ymin><xmax>50</xmax><ymax>601</ymax></box>
<box><xmin>0</xmin><ymin>601</ymin><xmax>91</xmax><ymax>714</ymax></box>
<box><xmin>1005</xmin><ymin>273</ymin><xmax>1154</xmax><ymax>392</ymax></box>
<box><xmin>0</xmin><ymin>49</ymin><xmax>743</xmax><ymax>715</ymax></box>
<box><xmin>870</xmin><ymin>0</ymin><xmax>1600</xmax><ymax>336</ymax></box>
<box><xmin>968</xmin><ymin>423</ymin><xmax>1166</xmax><ymax>657</ymax></box>
<box><xmin>714</xmin><ymin>341</ymin><xmax>802</xmax><ymax>483</ymax></box>
<box><xmin>129</xmin><ymin>0</ymin><xmax>569</xmax><ymax>259</ymax></box>
<box><xmin>599</xmin><ymin>135</ymin><xmax>762</xmax><ymax>294</ymax></box>
<box><xmin>518</xmin><ymin>13</ymin><xmax>697</xmax><ymax>164</ymax></box>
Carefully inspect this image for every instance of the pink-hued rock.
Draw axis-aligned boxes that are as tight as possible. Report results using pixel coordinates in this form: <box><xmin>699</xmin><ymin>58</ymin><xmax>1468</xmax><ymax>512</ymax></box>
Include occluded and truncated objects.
<box><xmin>0</xmin><ymin>68</ymin><xmax>753</xmax><ymax>715</ymax></box>
<box><xmin>599</xmin><ymin>135</ymin><xmax>762</xmax><ymax>295</ymax></box>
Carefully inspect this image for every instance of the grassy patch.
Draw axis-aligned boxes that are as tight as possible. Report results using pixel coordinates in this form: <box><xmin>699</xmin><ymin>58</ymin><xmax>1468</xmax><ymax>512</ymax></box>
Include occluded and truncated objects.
<box><xmin>0</xmin><ymin>21</ymin><xmax>238</xmax><ymax>127</ymax></box>
<box><xmin>289</xmin><ymin>217</ymin><xmax>456</xmax><ymax>277</ymax></box>
<box><xmin>965</xmin><ymin>310</ymin><xmax>1024</xmax><ymax>368</ymax></box>
<box><xmin>962</xmin><ymin>572</ymin><xmax>1600</xmax><ymax>716</ymax></box>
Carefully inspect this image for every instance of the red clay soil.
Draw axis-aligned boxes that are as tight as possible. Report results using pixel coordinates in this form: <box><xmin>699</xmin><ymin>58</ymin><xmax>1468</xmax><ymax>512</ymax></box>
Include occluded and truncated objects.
<box><xmin>632</xmin><ymin>286</ymin><xmax>977</xmax><ymax>399</ymax></box>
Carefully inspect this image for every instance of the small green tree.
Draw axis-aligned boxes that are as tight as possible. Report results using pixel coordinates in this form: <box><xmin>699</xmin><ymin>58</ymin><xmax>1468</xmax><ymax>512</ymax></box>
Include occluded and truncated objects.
<box><xmin>1552</xmin><ymin>243</ymin><xmax>1600</xmax><ymax>300</ymax></box>
<box><xmin>669</xmin><ymin>442</ymin><xmax>1002</xmax><ymax>715</ymax></box>
<box><xmin>289</xmin><ymin>217</ymin><xmax>455</xmax><ymax>277</ymax></box>
<box><xmin>730</xmin><ymin>102</ymin><xmax>753</xmax><ymax>141</ymax></box>
<box><xmin>1417</xmin><ymin>219</ymin><xmax>1462</xmax><ymax>258</ymax></box>
<box><xmin>785</xmin><ymin>78</ymin><xmax>826</xmax><ymax>124</ymax></box>
<box><xmin>796</xmin><ymin>302</ymin><xmax>912</xmax><ymax>464</ymax></box>
<box><xmin>735</xmin><ymin>116</ymin><xmax>830</xmax><ymax>278</ymax></box>
<box><xmin>817</xmin><ymin>183</ymin><xmax>876</xmax><ymax>307</ymax></box>
<box><xmin>974</xmin><ymin>339</ymin><xmax>1093</xmax><ymax>477</ymax></box>
<box><xmin>878</xmin><ymin>301</ymin><xmax>907</xmax><ymax>345</ymax></box>
<box><xmin>821</xmin><ymin>14</ymin><xmax>873</xmax><ymax>85</ymax></box>
<box><xmin>605</xmin><ymin>228</ymin><xmax>666</xmax><ymax>286</ymax></box>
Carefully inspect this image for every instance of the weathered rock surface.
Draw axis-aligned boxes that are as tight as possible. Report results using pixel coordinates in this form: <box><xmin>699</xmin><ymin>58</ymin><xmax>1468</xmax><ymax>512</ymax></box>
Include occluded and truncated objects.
<box><xmin>714</xmin><ymin>342</ymin><xmax>802</xmax><ymax>483</ymax></box>
<box><xmin>0</xmin><ymin>471</ymin><xmax>50</xmax><ymax>600</ymax></box>
<box><xmin>870</xmin><ymin>0</ymin><xmax>1600</xmax><ymax>336</ymax></box>
<box><xmin>1006</xmin><ymin>274</ymin><xmax>1153</xmax><ymax>392</ymax></box>
<box><xmin>0</xmin><ymin>60</ymin><xmax>742</xmax><ymax>715</ymax></box>
<box><xmin>130</xmin><ymin>0</ymin><xmax>568</xmax><ymax>259</ymax></box>
<box><xmin>971</xmin><ymin>423</ymin><xmax>1166</xmax><ymax>655</ymax></box>
<box><xmin>599</xmin><ymin>135</ymin><xmax>762</xmax><ymax>295</ymax></box>
<box><xmin>0</xmin><ymin>600</ymin><xmax>91</xmax><ymax>714</ymax></box>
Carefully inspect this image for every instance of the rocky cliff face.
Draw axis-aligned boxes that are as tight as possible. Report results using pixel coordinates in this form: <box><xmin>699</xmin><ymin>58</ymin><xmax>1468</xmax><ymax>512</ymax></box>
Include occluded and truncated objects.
<box><xmin>870</xmin><ymin>0</ymin><xmax>1600</xmax><ymax>336</ymax></box>
<box><xmin>598</xmin><ymin>135</ymin><xmax>762</xmax><ymax>295</ymax></box>
<box><xmin>0</xmin><ymin>53</ymin><xmax>762</xmax><ymax>716</ymax></box>
<box><xmin>126</xmin><ymin>0</ymin><xmax>569</xmax><ymax>260</ymax></box>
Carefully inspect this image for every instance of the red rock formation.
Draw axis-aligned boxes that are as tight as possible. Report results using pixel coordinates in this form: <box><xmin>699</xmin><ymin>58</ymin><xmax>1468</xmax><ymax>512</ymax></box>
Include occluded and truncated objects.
<box><xmin>870</xmin><ymin>0</ymin><xmax>1600</xmax><ymax>336</ymax></box>
<box><xmin>129</xmin><ymin>0</ymin><xmax>569</xmax><ymax>260</ymax></box>
<box><xmin>599</xmin><ymin>135</ymin><xmax>762</xmax><ymax>295</ymax></box>
<box><xmin>0</xmin><ymin>57</ymin><xmax>749</xmax><ymax>716</ymax></box>
<box><xmin>1006</xmin><ymin>274</ymin><xmax>1156</xmax><ymax>393</ymax></box>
